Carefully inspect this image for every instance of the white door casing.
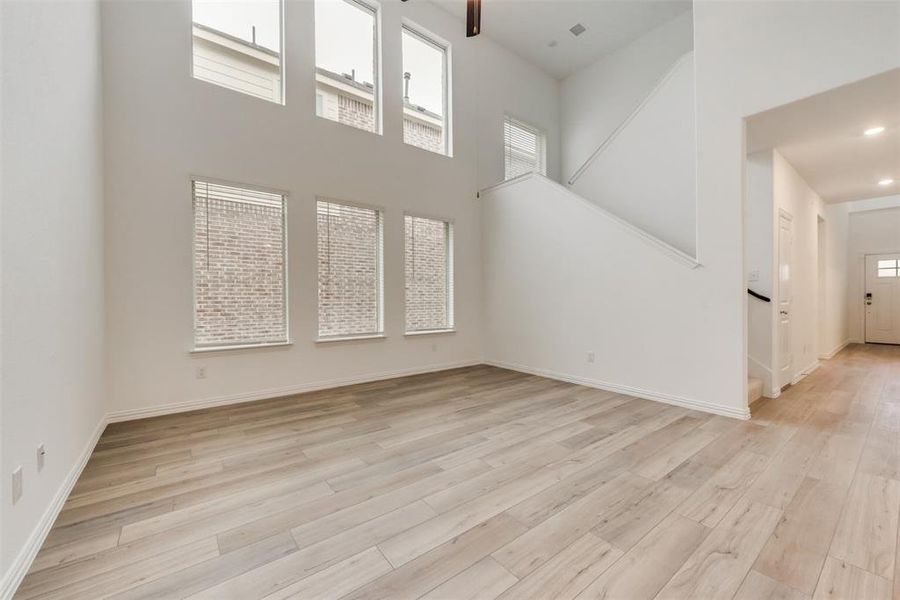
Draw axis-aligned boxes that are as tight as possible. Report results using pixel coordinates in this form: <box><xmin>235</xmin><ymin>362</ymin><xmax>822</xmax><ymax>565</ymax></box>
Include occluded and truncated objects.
<box><xmin>865</xmin><ymin>253</ymin><xmax>900</xmax><ymax>345</ymax></box>
<box><xmin>778</xmin><ymin>211</ymin><xmax>793</xmax><ymax>387</ymax></box>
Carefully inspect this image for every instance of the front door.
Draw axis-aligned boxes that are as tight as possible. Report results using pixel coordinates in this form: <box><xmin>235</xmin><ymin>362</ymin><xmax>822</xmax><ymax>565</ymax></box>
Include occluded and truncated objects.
<box><xmin>865</xmin><ymin>253</ymin><xmax>900</xmax><ymax>344</ymax></box>
<box><xmin>778</xmin><ymin>211</ymin><xmax>793</xmax><ymax>386</ymax></box>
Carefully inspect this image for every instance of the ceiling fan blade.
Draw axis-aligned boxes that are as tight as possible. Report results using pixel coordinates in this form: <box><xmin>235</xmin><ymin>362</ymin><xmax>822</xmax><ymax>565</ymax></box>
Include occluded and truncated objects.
<box><xmin>467</xmin><ymin>0</ymin><xmax>481</xmax><ymax>37</ymax></box>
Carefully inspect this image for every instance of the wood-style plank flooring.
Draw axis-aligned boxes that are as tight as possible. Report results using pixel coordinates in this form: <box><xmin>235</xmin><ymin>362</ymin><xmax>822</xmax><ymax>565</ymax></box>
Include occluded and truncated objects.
<box><xmin>16</xmin><ymin>343</ymin><xmax>900</xmax><ymax>599</ymax></box>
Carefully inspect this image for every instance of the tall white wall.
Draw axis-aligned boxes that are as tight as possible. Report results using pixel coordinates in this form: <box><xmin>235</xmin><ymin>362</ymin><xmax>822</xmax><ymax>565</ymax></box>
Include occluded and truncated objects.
<box><xmin>560</xmin><ymin>11</ymin><xmax>693</xmax><ymax>180</ymax></box>
<box><xmin>694</xmin><ymin>0</ymin><xmax>899</xmax><ymax>409</ymax></box>
<box><xmin>482</xmin><ymin>175</ymin><xmax>748</xmax><ymax>419</ymax></box>
<box><xmin>848</xmin><ymin>200</ymin><xmax>900</xmax><ymax>342</ymax></box>
<box><xmin>101</xmin><ymin>0</ymin><xmax>560</xmax><ymax>417</ymax></box>
<box><xmin>821</xmin><ymin>202</ymin><xmax>850</xmax><ymax>358</ymax></box>
<box><xmin>568</xmin><ymin>53</ymin><xmax>696</xmax><ymax>255</ymax></box>
<box><xmin>0</xmin><ymin>0</ymin><xmax>106</xmax><ymax>593</ymax></box>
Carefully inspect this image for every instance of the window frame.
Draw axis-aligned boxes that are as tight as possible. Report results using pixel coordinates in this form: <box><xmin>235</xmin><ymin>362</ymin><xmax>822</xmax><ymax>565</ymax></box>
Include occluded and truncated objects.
<box><xmin>315</xmin><ymin>196</ymin><xmax>386</xmax><ymax>342</ymax></box>
<box><xmin>190</xmin><ymin>0</ymin><xmax>286</xmax><ymax>105</ymax></box>
<box><xmin>503</xmin><ymin>114</ymin><xmax>547</xmax><ymax>180</ymax></box>
<box><xmin>313</xmin><ymin>0</ymin><xmax>384</xmax><ymax>135</ymax></box>
<box><xmin>403</xmin><ymin>211</ymin><xmax>455</xmax><ymax>335</ymax></box>
<box><xmin>190</xmin><ymin>176</ymin><xmax>291</xmax><ymax>353</ymax></box>
<box><xmin>401</xmin><ymin>21</ymin><xmax>452</xmax><ymax>157</ymax></box>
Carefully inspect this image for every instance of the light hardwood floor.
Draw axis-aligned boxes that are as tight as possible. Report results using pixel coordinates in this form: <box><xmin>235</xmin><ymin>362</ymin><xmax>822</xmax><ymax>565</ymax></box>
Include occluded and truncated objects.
<box><xmin>16</xmin><ymin>343</ymin><xmax>900</xmax><ymax>599</ymax></box>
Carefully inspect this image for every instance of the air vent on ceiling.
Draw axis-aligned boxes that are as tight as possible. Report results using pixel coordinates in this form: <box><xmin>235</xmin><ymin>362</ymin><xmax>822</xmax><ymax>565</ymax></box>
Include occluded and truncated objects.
<box><xmin>569</xmin><ymin>23</ymin><xmax>586</xmax><ymax>37</ymax></box>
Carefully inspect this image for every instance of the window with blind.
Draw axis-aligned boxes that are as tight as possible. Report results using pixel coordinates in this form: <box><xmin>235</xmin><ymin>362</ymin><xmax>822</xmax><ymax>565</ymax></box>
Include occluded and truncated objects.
<box><xmin>405</xmin><ymin>215</ymin><xmax>454</xmax><ymax>333</ymax></box>
<box><xmin>191</xmin><ymin>0</ymin><xmax>283</xmax><ymax>104</ymax></box>
<box><xmin>315</xmin><ymin>0</ymin><xmax>381</xmax><ymax>133</ymax></box>
<box><xmin>317</xmin><ymin>200</ymin><xmax>384</xmax><ymax>339</ymax></box>
<box><xmin>192</xmin><ymin>180</ymin><xmax>287</xmax><ymax>349</ymax></box>
<box><xmin>402</xmin><ymin>24</ymin><xmax>451</xmax><ymax>156</ymax></box>
<box><xmin>504</xmin><ymin>116</ymin><xmax>546</xmax><ymax>180</ymax></box>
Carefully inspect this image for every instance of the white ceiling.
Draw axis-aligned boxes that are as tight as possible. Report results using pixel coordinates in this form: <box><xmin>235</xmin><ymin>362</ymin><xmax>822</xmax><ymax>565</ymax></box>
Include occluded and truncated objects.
<box><xmin>431</xmin><ymin>0</ymin><xmax>692</xmax><ymax>79</ymax></box>
<box><xmin>747</xmin><ymin>68</ymin><xmax>900</xmax><ymax>204</ymax></box>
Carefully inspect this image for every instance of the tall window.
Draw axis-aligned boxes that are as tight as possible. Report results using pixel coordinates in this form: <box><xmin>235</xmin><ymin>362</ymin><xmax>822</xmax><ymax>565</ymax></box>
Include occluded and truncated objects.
<box><xmin>191</xmin><ymin>0</ymin><xmax>283</xmax><ymax>103</ymax></box>
<box><xmin>317</xmin><ymin>200</ymin><xmax>384</xmax><ymax>339</ymax></box>
<box><xmin>315</xmin><ymin>0</ymin><xmax>380</xmax><ymax>133</ymax></box>
<box><xmin>402</xmin><ymin>24</ymin><xmax>450</xmax><ymax>156</ymax></box>
<box><xmin>193</xmin><ymin>180</ymin><xmax>287</xmax><ymax>349</ymax></box>
<box><xmin>405</xmin><ymin>215</ymin><xmax>454</xmax><ymax>333</ymax></box>
<box><xmin>504</xmin><ymin>116</ymin><xmax>546</xmax><ymax>179</ymax></box>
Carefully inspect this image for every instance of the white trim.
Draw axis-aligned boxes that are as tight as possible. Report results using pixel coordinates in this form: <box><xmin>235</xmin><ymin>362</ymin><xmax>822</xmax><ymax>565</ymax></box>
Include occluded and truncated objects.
<box><xmin>485</xmin><ymin>359</ymin><xmax>750</xmax><ymax>420</ymax></box>
<box><xmin>791</xmin><ymin>360</ymin><xmax>820</xmax><ymax>385</ymax></box>
<box><xmin>480</xmin><ymin>173</ymin><xmax>701</xmax><ymax>269</ymax></box>
<box><xmin>106</xmin><ymin>360</ymin><xmax>480</xmax><ymax>423</ymax></box>
<box><xmin>315</xmin><ymin>334</ymin><xmax>386</xmax><ymax>343</ymax></box>
<box><xmin>819</xmin><ymin>339</ymin><xmax>851</xmax><ymax>360</ymax></box>
<box><xmin>191</xmin><ymin>341</ymin><xmax>293</xmax><ymax>354</ymax></box>
<box><xmin>405</xmin><ymin>329</ymin><xmax>456</xmax><ymax>336</ymax></box>
<box><xmin>0</xmin><ymin>416</ymin><xmax>108</xmax><ymax>600</ymax></box>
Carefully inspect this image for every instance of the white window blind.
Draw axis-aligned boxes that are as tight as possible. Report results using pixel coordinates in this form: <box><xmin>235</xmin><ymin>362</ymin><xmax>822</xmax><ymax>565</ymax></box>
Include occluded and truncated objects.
<box><xmin>317</xmin><ymin>200</ymin><xmax>384</xmax><ymax>338</ymax></box>
<box><xmin>191</xmin><ymin>0</ymin><xmax>283</xmax><ymax>104</ymax></box>
<box><xmin>504</xmin><ymin>116</ymin><xmax>546</xmax><ymax>180</ymax></box>
<box><xmin>405</xmin><ymin>215</ymin><xmax>453</xmax><ymax>332</ymax></box>
<box><xmin>193</xmin><ymin>180</ymin><xmax>287</xmax><ymax>348</ymax></box>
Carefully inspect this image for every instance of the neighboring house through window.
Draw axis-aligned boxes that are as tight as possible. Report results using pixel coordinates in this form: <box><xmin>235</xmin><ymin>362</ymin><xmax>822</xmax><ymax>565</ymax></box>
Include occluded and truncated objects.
<box><xmin>191</xmin><ymin>0</ymin><xmax>283</xmax><ymax>103</ymax></box>
<box><xmin>315</xmin><ymin>0</ymin><xmax>381</xmax><ymax>133</ymax></box>
<box><xmin>402</xmin><ymin>24</ymin><xmax>451</xmax><ymax>156</ymax></box>
<box><xmin>317</xmin><ymin>199</ymin><xmax>384</xmax><ymax>339</ymax></box>
<box><xmin>405</xmin><ymin>215</ymin><xmax>454</xmax><ymax>333</ymax></box>
<box><xmin>504</xmin><ymin>115</ymin><xmax>546</xmax><ymax>179</ymax></box>
<box><xmin>193</xmin><ymin>180</ymin><xmax>288</xmax><ymax>349</ymax></box>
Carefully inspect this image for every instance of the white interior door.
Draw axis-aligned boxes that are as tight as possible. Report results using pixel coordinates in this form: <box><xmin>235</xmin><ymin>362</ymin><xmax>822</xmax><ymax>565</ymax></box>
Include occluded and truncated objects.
<box><xmin>778</xmin><ymin>212</ymin><xmax>793</xmax><ymax>386</ymax></box>
<box><xmin>865</xmin><ymin>253</ymin><xmax>900</xmax><ymax>344</ymax></box>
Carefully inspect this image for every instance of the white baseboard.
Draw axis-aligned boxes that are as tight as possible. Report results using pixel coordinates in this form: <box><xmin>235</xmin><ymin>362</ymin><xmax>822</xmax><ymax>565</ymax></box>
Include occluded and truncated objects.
<box><xmin>791</xmin><ymin>360</ymin><xmax>820</xmax><ymax>385</ymax></box>
<box><xmin>819</xmin><ymin>340</ymin><xmax>851</xmax><ymax>360</ymax></box>
<box><xmin>107</xmin><ymin>360</ymin><xmax>482</xmax><ymax>422</ymax></box>
<box><xmin>0</xmin><ymin>415</ymin><xmax>108</xmax><ymax>600</ymax></box>
<box><xmin>485</xmin><ymin>359</ymin><xmax>750</xmax><ymax>420</ymax></box>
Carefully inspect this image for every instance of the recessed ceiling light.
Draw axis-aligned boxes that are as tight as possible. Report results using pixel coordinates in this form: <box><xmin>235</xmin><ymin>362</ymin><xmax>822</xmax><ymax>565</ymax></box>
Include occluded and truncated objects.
<box><xmin>864</xmin><ymin>126</ymin><xmax>886</xmax><ymax>136</ymax></box>
<box><xmin>879</xmin><ymin>178</ymin><xmax>895</xmax><ymax>186</ymax></box>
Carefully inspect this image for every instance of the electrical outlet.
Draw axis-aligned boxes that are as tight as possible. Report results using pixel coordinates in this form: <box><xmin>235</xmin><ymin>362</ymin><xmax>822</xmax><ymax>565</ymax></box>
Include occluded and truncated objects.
<box><xmin>37</xmin><ymin>444</ymin><xmax>46</xmax><ymax>472</ymax></box>
<box><xmin>196</xmin><ymin>366</ymin><xmax>207</xmax><ymax>379</ymax></box>
<box><xmin>12</xmin><ymin>466</ymin><xmax>23</xmax><ymax>504</ymax></box>
<box><xmin>587</xmin><ymin>351</ymin><xmax>595</xmax><ymax>363</ymax></box>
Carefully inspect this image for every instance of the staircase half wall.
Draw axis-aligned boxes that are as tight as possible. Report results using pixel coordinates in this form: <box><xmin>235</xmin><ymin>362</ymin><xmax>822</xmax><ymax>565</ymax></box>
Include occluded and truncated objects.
<box><xmin>481</xmin><ymin>174</ymin><xmax>749</xmax><ymax>420</ymax></box>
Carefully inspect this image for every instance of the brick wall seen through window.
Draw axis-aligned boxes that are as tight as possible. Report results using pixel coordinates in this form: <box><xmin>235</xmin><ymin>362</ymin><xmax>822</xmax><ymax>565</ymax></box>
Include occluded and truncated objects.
<box><xmin>193</xmin><ymin>181</ymin><xmax>287</xmax><ymax>348</ymax></box>
<box><xmin>317</xmin><ymin>200</ymin><xmax>383</xmax><ymax>338</ymax></box>
<box><xmin>405</xmin><ymin>215</ymin><xmax>453</xmax><ymax>332</ymax></box>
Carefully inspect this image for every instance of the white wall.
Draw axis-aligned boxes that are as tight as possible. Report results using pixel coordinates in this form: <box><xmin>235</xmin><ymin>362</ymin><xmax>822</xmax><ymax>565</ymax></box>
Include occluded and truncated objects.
<box><xmin>560</xmin><ymin>11</ymin><xmax>693</xmax><ymax>180</ymax></box>
<box><xmin>101</xmin><ymin>0</ymin><xmax>560</xmax><ymax>417</ymax></box>
<box><xmin>694</xmin><ymin>0</ymin><xmax>899</xmax><ymax>409</ymax></box>
<box><xmin>848</xmin><ymin>199</ymin><xmax>900</xmax><ymax>342</ymax></box>
<box><xmin>744</xmin><ymin>151</ymin><xmax>776</xmax><ymax>393</ymax></box>
<box><xmin>568</xmin><ymin>53</ymin><xmax>696</xmax><ymax>256</ymax></box>
<box><xmin>821</xmin><ymin>202</ymin><xmax>850</xmax><ymax>358</ymax></box>
<box><xmin>0</xmin><ymin>0</ymin><xmax>106</xmax><ymax>593</ymax></box>
<box><xmin>482</xmin><ymin>175</ymin><xmax>748</xmax><ymax>419</ymax></box>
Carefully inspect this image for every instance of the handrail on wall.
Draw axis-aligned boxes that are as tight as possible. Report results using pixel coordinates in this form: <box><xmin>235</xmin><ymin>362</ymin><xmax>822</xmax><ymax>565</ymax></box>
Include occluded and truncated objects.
<box><xmin>567</xmin><ymin>51</ymin><xmax>694</xmax><ymax>187</ymax></box>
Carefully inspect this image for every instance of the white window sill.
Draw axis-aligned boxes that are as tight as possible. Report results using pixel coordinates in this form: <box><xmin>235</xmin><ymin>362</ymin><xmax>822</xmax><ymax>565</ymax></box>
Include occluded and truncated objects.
<box><xmin>315</xmin><ymin>334</ymin><xmax>386</xmax><ymax>344</ymax></box>
<box><xmin>190</xmin><ymin>341</ymin><xmax>293</xmax><ymax>354</ymax></box>
<box><xmin>404</xmin><ymin>329</ymin><xmax>456</xmax><ymax>337</ymax></box>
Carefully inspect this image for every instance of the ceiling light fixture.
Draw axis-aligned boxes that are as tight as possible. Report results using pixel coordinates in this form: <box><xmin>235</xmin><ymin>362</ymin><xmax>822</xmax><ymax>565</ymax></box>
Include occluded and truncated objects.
<box><xmin>864</xmin><ymin>126</ymin><xmax>886</xmax><ymax>136</ymax></box>
<box><xmin>879</xmin><ymin>178</ymin><xmax>895</xmax><ymax>186</ymax></box>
